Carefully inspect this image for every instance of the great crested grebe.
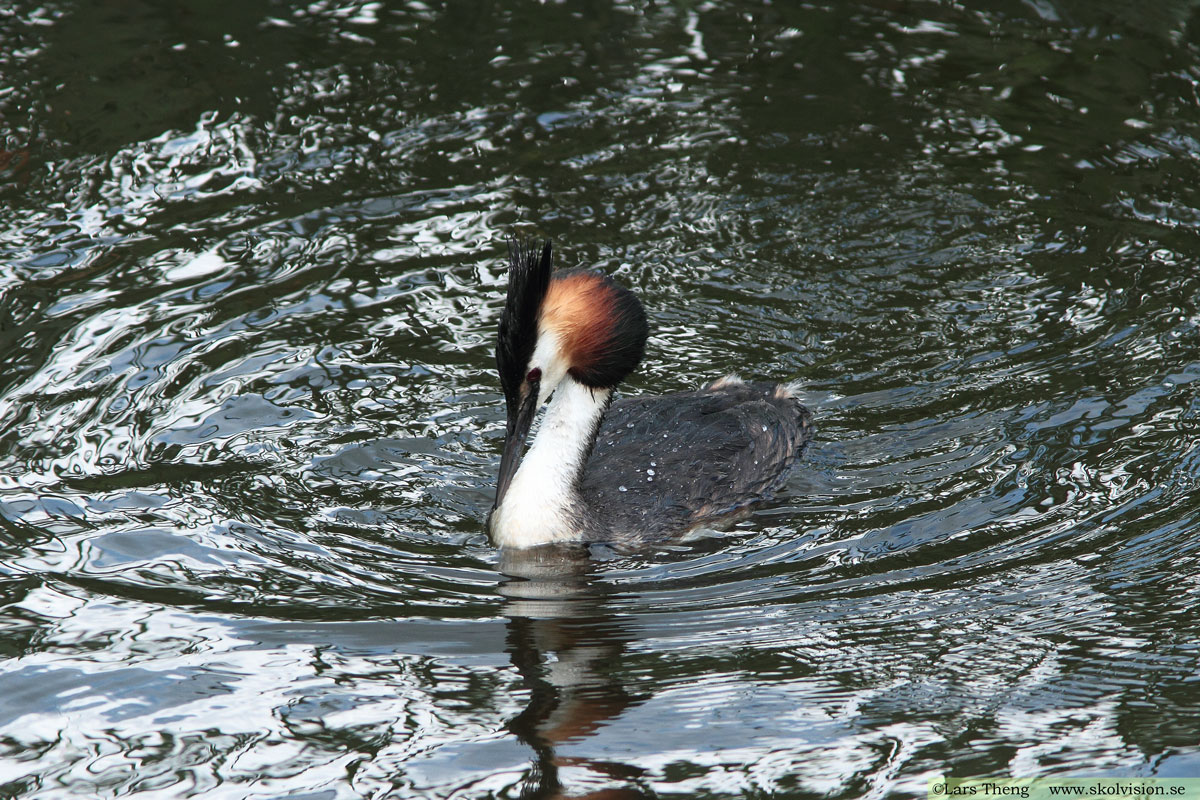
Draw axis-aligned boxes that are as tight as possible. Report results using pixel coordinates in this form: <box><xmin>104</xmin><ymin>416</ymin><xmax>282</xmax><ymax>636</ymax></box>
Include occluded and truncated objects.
<box><xmin>488</xmin><ymin>240</ymin><xmax>814</xmax><ymax>549</ymax></box>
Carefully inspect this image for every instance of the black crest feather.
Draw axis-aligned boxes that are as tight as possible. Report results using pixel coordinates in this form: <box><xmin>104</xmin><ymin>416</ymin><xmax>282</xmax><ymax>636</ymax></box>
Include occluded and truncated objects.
<box><xmin>497</xmin><ymin>239</ymin><xmax>552</xmax><ymax>411</ymax></box>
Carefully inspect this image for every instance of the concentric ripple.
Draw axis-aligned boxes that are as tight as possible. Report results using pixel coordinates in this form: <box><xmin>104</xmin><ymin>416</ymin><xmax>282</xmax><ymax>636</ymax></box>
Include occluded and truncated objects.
<box><xmin>3</xmin><ymin>1</ymin><xmax>1200</xmax><ymax>798</ymax></box>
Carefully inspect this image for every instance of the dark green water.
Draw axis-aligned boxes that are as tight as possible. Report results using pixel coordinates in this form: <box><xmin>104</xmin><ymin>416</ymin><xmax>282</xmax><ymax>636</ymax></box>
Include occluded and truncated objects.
<box><xmin>4</xmin><ymin>1</ymin><xmax>1200</xmax><ymax>797</ymax></box>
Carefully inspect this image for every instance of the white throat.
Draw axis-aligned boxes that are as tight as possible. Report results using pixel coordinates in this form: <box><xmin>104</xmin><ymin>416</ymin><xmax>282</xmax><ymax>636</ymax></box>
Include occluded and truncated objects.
<box><xmin>490</xmin><ymin>378</ymin><xmax>611</xmax><ymax>548</ymax></box>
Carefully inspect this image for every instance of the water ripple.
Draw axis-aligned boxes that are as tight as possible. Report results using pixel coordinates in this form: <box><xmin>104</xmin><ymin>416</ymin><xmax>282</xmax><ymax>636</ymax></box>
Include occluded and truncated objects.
<box><xmin>3</xmin><ymin>1</ymin><xmax>1200</xmax><ymax>797</ymax></box>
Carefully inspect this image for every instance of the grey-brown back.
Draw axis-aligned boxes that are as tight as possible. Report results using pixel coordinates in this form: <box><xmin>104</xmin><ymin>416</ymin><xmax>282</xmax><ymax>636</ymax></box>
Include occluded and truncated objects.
<box><xmin>578</xmin><ymin>380</ymin><xmax>814</xmax><ymax>542</ymax></box>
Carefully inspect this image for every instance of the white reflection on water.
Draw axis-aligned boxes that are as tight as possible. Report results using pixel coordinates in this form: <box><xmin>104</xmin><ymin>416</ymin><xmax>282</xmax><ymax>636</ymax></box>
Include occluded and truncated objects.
<box><xmin>3</xmin><ymin>0</ymin><xmax>1200</xmax><ymax>796</ymax></box>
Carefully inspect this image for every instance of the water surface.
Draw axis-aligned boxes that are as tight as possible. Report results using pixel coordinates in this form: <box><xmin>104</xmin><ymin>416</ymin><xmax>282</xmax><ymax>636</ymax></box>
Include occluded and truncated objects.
<box><xmin>3</xmin><ymin>1</ymin><xmax>1200</xmax><ymax>797</ymax></box>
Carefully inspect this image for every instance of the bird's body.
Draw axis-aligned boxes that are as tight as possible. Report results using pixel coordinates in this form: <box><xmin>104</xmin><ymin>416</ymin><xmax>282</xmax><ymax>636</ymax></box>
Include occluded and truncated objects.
<box><xmin>489</xmin><ymin>241</ymin><xmax>813</xmax><ymax>549</ymax></box>
<box><xmin>581</xmin><ymin>377</ymin><xmax>812</xmax><ymax>543</ymax></box>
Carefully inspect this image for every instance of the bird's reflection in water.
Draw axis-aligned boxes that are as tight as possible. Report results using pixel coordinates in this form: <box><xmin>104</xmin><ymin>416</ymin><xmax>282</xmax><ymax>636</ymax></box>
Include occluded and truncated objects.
<box><xmin>498</xmin><ymin>544</ymin><xmax>650</xmax><ymax>800</ymax></box>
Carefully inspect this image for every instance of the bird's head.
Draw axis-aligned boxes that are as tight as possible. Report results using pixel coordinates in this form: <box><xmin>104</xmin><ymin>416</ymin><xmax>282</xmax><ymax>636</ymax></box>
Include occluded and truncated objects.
<box><xmin>493</xmin><ymin>239</ymin><xmax>648</xmax><ymax>510</ymax></box>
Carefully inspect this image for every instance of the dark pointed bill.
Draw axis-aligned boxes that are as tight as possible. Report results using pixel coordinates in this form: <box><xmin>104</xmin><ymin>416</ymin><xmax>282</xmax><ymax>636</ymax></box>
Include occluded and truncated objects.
<box><xmin>493</xmin><ymin>375</ymin><xmax>540</xmax><ymax>510</ymax></box>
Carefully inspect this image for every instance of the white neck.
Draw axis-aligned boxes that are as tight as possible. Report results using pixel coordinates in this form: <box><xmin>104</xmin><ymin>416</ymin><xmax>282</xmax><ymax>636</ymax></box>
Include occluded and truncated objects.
<box><xmin>490</xmin><ymin>379</ymin><xmax>611</xmax><ymax>548</ymax></box>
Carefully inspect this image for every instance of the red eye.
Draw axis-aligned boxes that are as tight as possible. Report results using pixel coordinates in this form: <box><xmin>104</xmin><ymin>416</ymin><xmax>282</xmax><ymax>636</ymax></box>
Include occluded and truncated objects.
<box><xmin>526</xmin><ymin>367</ymin><xmax>542</xmax><ymax>383</ymax></box>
